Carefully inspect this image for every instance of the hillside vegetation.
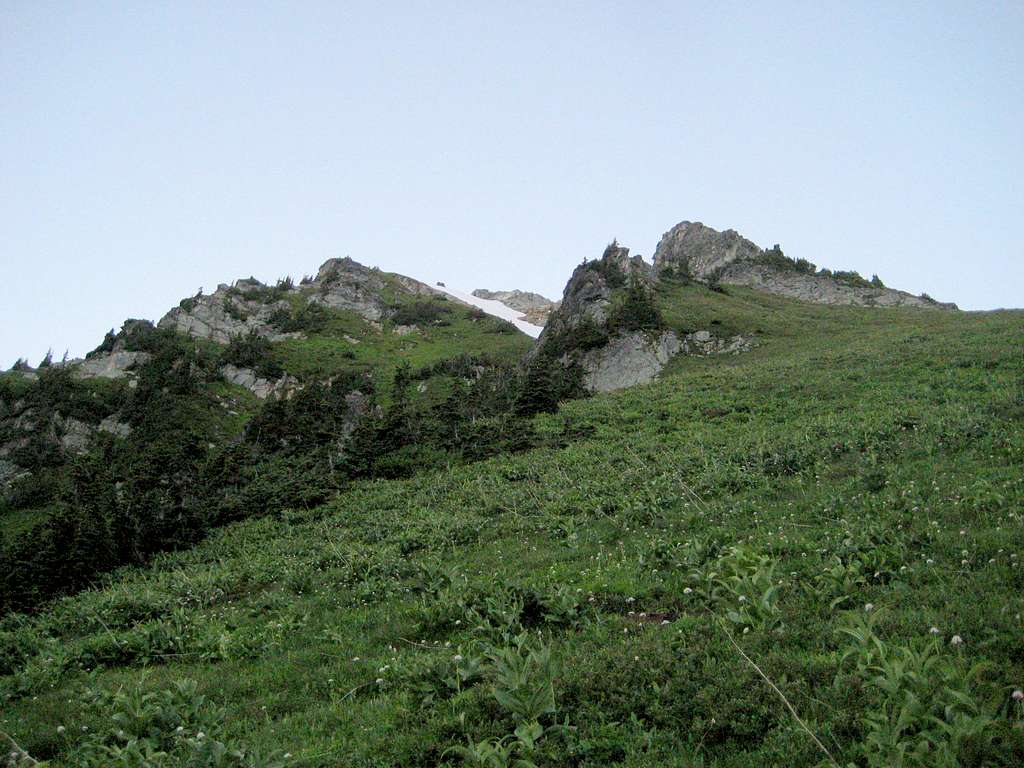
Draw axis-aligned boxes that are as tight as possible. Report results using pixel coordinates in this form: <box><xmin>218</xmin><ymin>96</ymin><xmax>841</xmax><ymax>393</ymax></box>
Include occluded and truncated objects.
<box><xmin>2</xmin><ymin>285</ymin><xmax>1022</xmax><ymax>767</ymax></box>
<box><xmin>0</xmin><ymin>285</ymin><xmax>535</xmax><ymax>613</ymax></box>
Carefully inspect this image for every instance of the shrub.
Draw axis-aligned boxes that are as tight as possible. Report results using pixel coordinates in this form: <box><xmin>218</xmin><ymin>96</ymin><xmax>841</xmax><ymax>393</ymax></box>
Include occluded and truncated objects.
<box><xmin>833</xmin><ymin>270</ymin><xmax>872</xmax><ymax>289</ymax></box>
<box><xmin>268</xmin><ymin>301</ymin><xmax>329</xmax><ymax>333</ymax></box>
<box><xmin>484</xmin><ymin>317</ymin><xmax>519</xmax><ymax>335</ymax></box>
<box><xmin>391</xmin><ymin>300</ymin><xmax>453</xmax><ymax>327</ymax></box>
<box><xmin>608</xmin><ymin>275</ymin><xmax>663</xmax><ymax>333</ymax></box>
<box><xmin>221</xmin><ymin>331</ymin><xmax>282</xmax><ymax>379</ymax></box>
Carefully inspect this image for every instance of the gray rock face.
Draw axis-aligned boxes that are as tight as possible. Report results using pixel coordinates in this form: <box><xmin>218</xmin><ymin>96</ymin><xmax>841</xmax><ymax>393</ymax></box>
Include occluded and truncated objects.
<box><xmin>471</xmin><ymin>289</ymin><xmax>559</xmax><ymax>325</ymax></box>
<box><xmin>535</xmin><ymin>237</ymin><xmax>762</xmax><ymax>393</ymax></box>
<box><xmin>56</xmin><ymin>415</ymin><xmax>93</xmax><ymax>455</ymax></box>
<box><xmin>653</xmin><ymin>220</ymin><xmax>956</xmax><ymax>309</ymax></box>
<box><xmin>310</xmin><ymin>257</ymin><xmax>447</xmax><ymax>320</ymax></box>
<box><xmin>653</xmin><ymin>221</ymin><xmax>764</xmax><ymax>280</ymax></box>
<box><xmin>0</xmin><ymin>458</ymin><xmax>27</xmax><ymax>486</ymax></box>
<box><xmin>159</xmin><ymin>257</ymin><xmax>450</xmax><ymax>345</ymax></box>
<box><xmin>309</xmin><ymin>258</ymin><xmax>391</xmax><ymax>321</ymax></box>
<box><xmin>98</xmin><ymin>416</ymin><xmax>133</xmax><ymax>438</ymax></box>
<box><xmin>158</xmin><ymin>284</ymin><xmax>299</xmax><ymax>344</ymax></box>
<box><xmin>220</xmin><ymin>364</ymin><xmax>301</xmax><ymax>400</ymax></box>
<box><xmin>74</xmin><ymin>351</ymin><xmax>151</xmax><ymax>379</ymax></box>
<box><xmin>581</xmin><ymin>331</ymin><xmax>681</xmax><ymax>393</ymax></box>
<box><xmin>580</xmin><ymin>330</ymin><xmax>756</xmax><ymax>393</ymax></box>
<box><xmin>717</xmin><ymin>263</ymin><xmax>957</xmax><ymax>309</ymax></box>
<box><xmin>536</xmin><ymin>243</ymin><xmax>652</xmax><ymax>348</ymax></box>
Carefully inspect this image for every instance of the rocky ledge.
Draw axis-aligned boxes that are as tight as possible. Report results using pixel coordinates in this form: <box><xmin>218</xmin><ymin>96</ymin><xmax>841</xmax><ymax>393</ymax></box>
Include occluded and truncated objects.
<box><xmin>653</xmin><ymin>221</ymin><xmax>957</xmax><ymax>310</ymax></box>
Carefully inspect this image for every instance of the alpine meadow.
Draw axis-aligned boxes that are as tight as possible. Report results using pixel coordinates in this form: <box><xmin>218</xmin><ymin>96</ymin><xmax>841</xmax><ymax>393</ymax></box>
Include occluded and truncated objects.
<box><xmin>2</xmin><ymin>219</ymin><xmax>1023</xmax><ymax>768</ymax></box>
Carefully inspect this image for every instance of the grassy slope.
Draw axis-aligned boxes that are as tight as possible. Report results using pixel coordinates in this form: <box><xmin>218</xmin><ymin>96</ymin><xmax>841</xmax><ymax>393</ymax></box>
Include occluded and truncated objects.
<box><xmin>0</xmin><ymin>292</ymin><xmax>532</xmax><ymax>539</ymax></box>
<box><xmin>3</xmin><ymin>290</ymin><xmax>1023</xmax><ymax>766</ymax></box>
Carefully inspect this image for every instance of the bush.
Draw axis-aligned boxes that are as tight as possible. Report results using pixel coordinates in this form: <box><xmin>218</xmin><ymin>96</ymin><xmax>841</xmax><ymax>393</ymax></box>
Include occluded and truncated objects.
<box><xmin>608</xmin><ymin>276</ymin><xmax>663</xmax><ymax>333</ymax></box>
<box><xmin>484</xmin><ymin>317</ymin><xmax>519</xmax><ymax>334</ymax></box>
<box><xmin>833</xmin><ymin>270</ymin><xmax>872</xmax><ymax>289</ymax></box>
<box><xmin>391</xmin><ymin>300</ymin><xmax>453</xmax><ymax>327</ymax></box>
<box><xmin>221</xmin><ymin>331</ymin><xmax>282</xmax><ymax>379</ymax></box>
<box><xmin>584</xmin><ymin>243</ymin><xmax>628</xmax><ymax>288</ymax></box>
<box><xmin>268</xmin><ymin>301</ymin><xmax>329</xmax><ymax>333</ymax></box>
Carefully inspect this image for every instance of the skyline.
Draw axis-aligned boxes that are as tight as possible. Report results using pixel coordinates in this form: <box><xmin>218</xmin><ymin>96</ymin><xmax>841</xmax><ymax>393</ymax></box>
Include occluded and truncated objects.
<box><xmin>2</xmin><ymin>1</ymin><xmax>1022</xmax><ymax>364</ymax></box>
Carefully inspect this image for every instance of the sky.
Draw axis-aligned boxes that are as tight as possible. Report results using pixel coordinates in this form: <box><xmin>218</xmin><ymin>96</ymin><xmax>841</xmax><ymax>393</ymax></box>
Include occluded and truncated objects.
<box><xmin>2</xmin><ymin>1</ymin><xmax>1022</xmax><ymax>364</ymax></box>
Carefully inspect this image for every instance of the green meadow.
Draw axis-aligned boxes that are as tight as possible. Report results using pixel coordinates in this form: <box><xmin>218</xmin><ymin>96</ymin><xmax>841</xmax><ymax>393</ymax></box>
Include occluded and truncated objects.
<box><xmin>2</xmin><ymin>289</ymin><xmax>1023</xmax><ymax>767</ymax></box>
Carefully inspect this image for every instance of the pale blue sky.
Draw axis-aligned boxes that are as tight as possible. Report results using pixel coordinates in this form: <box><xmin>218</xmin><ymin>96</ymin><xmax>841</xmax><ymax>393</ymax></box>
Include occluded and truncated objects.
<box><xmin>2</xmin><ymin>1</ymin><xmax>1022</xmax><ymax>364</ymax></box>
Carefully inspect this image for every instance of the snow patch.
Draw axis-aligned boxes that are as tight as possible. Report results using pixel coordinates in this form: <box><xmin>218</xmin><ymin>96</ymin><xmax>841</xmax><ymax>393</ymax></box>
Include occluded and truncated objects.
<box><xmin>432</xmin><ymin>284</ymin><xmax>545</xmax><ymax>338</ymax></box>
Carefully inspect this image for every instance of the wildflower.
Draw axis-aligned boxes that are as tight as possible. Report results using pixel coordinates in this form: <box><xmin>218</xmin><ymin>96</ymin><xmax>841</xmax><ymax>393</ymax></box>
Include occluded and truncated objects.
<box><xmin>929</xmin><ymin>627</ymin><xmax>941</xmax><ymax>635</ymax></box>
<box><xmin>176</xmin><ymin>726</ymin><xmax>184</xmax><ymax>733</ymax></box>
<box><xmin>950</xmin><ymin>635</ymin><xmax>964</xmax><ymax>647</ymax></box>
<box><xmin>56</xmin><ymin>725</ymin><xmax>66</xmax><ymax>734</ymax></box>
<box><xmin>864</xmin><ymin>603</ymin><xmax>874</xmax><ymax>612</ymax></box>
<box><xmin>375</xmin><ymin>677</ymin><xmax>384</xmax><ymax>684</ymax></box>
<box><xmin>452</xmin><ymin>654</ymin><xmax>463</xmax><ymax>663</ymax></box>
<box><xmin>683</xmin><ymin>587</ymin><xmax>693</xmax><ymax>595</ymax></box>
<box><xmin>196</xmin><ymin>732</ymin><xmax>206</xmax><ymax>740</ymax></box>
<box><xmin>1012</xmin><ymin>690</ymin><xmax>1023</xmax><ymax>701</ymax></box>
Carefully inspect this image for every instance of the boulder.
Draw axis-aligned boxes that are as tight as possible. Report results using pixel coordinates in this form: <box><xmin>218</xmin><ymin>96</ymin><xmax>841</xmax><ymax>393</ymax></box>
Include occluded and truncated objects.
<box><xmin>220</xmin><ymin>364</ymin><xmax>301</xmax><ymax>400</ymax></box>
<box><xmin>99</xmin><ymin>416</ymin><xmax>133</xmax><ymax>438</ymax></box>
<box><xmin>74</xmin><ymin>351</ymin><xmax>151</xmax><ymax>379</ymax></box>
<box><xmin>581</xmin><ymin>331</ymin><xmax>682</xmax><ymax>393</ymax></box>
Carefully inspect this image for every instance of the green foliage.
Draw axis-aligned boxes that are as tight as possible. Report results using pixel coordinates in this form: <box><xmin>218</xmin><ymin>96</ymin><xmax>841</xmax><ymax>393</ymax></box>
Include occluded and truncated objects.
<box><xmin>220</xmin><ymin>331</ymin><xmax>283</xmax><ymax>380</ymax></box>
<box><xmin>266</xmin><ymin>300</ymin><xmax>329</xmax><ymax>333</ymax></box>
<box><xmin>833</xmin><ymin>270</ymin><xmax>873</xmax><ymax>289</ymax></box>
<box><xmin>836</xmin><ymin>609</ymin><xmax>1000</xmax><ymax>766</ymax></box>
<box><xmin>69</xmin><ymin>677</ymin><xmax>285</xmax><ymax>767</ymax></box>
<box><xmin>583</xmin><ymin>243</ymin><xmax>628</xmax><ymax>288</ymax></box>
<box><xmin>607</xmin><ymin>275</ymin><xmax>663</xmax><ymax>333</ymax></box>
<box><xmin>391</xmin><ymin>300</ymin><xmax>454</xmax><ymax>327</ymax></box>
<box><xmin>2</xmin><ymin>283</ymin><xmax>1023</xmax><ymax>767</ymax></box>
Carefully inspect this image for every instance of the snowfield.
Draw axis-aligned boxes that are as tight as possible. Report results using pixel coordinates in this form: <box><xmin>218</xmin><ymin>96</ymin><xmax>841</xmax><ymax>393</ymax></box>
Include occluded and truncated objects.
<box><xmin>431</xmin><ymin>284</ymin><xmax>545</xmax><ymax>338</ymax></box>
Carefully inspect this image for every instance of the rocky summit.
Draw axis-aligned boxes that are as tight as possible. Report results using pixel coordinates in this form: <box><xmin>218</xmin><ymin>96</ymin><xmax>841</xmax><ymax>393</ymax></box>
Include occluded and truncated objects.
<box><xmin>653</xmin><ymin>220</ymin><xmax>957</xmax><ymax>309</ymax></box>
<box><xmin>471</xmin><ymin>289</ymin><xmax>559</xmax><ymax>326</ymax></box>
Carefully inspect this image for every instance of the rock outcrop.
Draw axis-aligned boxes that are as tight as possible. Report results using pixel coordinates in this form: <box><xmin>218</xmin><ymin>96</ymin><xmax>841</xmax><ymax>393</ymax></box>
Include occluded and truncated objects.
<box><xmin>158</xmin><ymin>281</ymin><xmax>301</xmax><ymax>344</ymax></box>
<box><xmin>653</xmin><ymin>221</ymin><xmax>957</xmax><ymax>309</ymax></box>
<box><xmin>220</xmin><ymin>364</ymin><xmax>301</xmax><ymax>400</ymax></box>
<box><xmin>532</xmin><ymin>241</ymin><xmax>755</xmax><ymax>393</ymax></box>
<box><xmin>581</xmin><ymin>331</ymin><xmax>681</xmax><ymax>393</ymax></box>
<box><xmin>158</xmin><ymin>257</ymin><xmax>450</xmax><ymax>344</ymax></box>
<box><xmin>74</xmin><ymin>350</ymin><xmax>151</xmax><ymax>380</ymax></box>
<box><xmin>471</xmin><ymin>289</ymin><xmax>559</xmax><ymax>326</ymax></box>
<box><xmin>537</xmin><ymin>242</ymin><xmax>652</xmax><ymax>345</ymax></box>
<box><xmin>579</xmin><ymin>330</ymin><xmax>756</xmax><ymax>393</ymax></box>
